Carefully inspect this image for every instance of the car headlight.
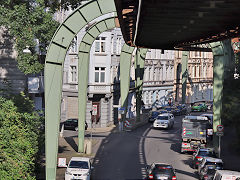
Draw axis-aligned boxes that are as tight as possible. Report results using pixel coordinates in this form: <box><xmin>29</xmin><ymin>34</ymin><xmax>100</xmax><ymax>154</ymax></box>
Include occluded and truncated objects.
<box><xmin>83</xmin><ymin>172</ymin><xmax>90</xmax><ymax>176</ymax></box>
<box><xmin>65</xmin><ymin>170</ymin><xmax>72</xmax><ymax>175</ymax></box>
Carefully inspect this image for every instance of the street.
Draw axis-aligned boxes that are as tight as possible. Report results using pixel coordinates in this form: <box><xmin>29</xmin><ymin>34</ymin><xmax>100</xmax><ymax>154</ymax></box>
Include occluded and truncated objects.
<box><xmin>90</xmin><ymin>114</ymin><xmax>198</xmax><ymax>180</ymax></box>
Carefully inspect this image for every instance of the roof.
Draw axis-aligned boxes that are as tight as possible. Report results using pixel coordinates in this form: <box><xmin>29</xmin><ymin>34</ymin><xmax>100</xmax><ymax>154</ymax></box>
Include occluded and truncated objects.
<box><xmin>70</xmin><ymin>157</ymin><xmax>90</xmax><ymax>161</ymax></box>
<box><xmin>159</xmin><ymin>113</ymin><xmax>173</xmax><ymax>116</ymax></box>
<box><xmin>114</xmin><ymin>0</ymin><xmax>240</xmax><ymax>50</ymax></box>
<box><xmin>184</xmin><ymin>116</ymin><xmax>208</xmax><ymax>121</ymax></box>
<box><xmin>204</xmin><ymin>157</ymin><xmax>223</xmax><ymax>163</ymax></box>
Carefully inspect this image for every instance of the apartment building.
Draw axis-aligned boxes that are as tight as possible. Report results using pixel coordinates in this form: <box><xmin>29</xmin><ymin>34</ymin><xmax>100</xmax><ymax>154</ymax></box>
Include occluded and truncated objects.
<box><xmin>173</xmin><ymin>51</ymin><xmax>213</xmax><ymax>104</ymax></box>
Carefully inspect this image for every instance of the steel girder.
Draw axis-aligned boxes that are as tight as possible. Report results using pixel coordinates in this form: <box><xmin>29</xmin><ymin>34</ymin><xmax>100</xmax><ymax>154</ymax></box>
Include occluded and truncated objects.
<box><xmin>120</xmin><ymin>44</ymin><xmax>135</xmax><ymax>121</ymax></box>
<box><xmin>181</xmin><ymin>51</ymin><xmax>189</xmax><ymax>104</ymax></box>
<box><xmin>210</xmin><ymin>41</ymin><xmax>234</xmax><ymax>157</ymax></box>
<box><xmin>77</xmin><ymin>16</ymin><xmax>116</xmax><ymax>152</ymax></box>
<box><xmin>135</xmin><ymin>48</ymin><xmax>147</xmax><ymax>122</ymax></box>
<box><xmin>44</xmin><ymin>0</ymin><xmax>116</xmax><ymax>179</ymax></box>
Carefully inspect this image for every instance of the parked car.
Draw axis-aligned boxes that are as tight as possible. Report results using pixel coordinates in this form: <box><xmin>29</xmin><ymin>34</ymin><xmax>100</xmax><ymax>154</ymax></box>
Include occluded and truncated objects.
<box><xmin>213</xmin><ymin>170</ymin><xmax>240</xmax><ymax>180</ymax></box>
<box><xmin>65</xmin><ymin>157</ymin><xmax>93</xmax><ymax>180</ymax></box>
<box><xmin>63</xmin><ymin>119</ymin><xmax>88</xmax><ymax>131</ymax></box>
<box><xmin>146</xmin><ymin>163</ymin><xmax>177</xmax><ymax>180</ymax></box>
<box><xmin>199</xmin><ymin>165</ymin><xmax>217</xmax><ymax>180</ymax></box>
<box><xmin>176</xmin><ymin>104</ymin><xmax>187</xmax><ymax>115</ymax></box>
<box><xmin>149</xmin><ymin>111</ymin><xmax>160</xmax><ymax>123</ymax></box>
<box><xmin>153</xmin><ymin>113</ymin><xmax>174</xmax><ymax>129</ymax></box>
<box><xmin>198</xmin><ymin>157</ymin><xmax>223</xmax><ymax>175</ymax></box>
<box><xmin>192</xmin><ymin>148</ymin><xmax>217</xmax><ymax>169</ymax></box>
<box><xmin>192</xmin><ymin>102</ymin><xmax>207</xmax><ymax>112</ymax></box>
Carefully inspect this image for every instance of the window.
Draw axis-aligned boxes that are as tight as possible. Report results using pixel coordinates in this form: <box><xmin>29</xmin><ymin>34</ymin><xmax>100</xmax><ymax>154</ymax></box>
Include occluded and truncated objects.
<box><xmin>70</xmin><ymin>36</ymin><xmax>77</xmax><ymax>53</ymax></box>
<box><xmin>70</xmin><ymin>66</ymin><xmax>77</xmax><ymax>82</ymax></box>
<box><xmin>116</xmin><ymin>36</ymin><xmax>122</xmax><ymax>55</ymax></box>
<box><xmin>95</xmin><ymin>37</ymin><xmax>106</xmax><ymax>53</ymax></box>
<box><xmin>95</xmin><ymin>67</ymin><xmax>105</xmax><ymax>83</ymax></box>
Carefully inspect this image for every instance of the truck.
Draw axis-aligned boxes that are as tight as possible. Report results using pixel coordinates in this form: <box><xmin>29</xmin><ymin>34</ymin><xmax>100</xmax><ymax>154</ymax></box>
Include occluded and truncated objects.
<box><xmin>181</xmin><ymin>116</ymin><xmax>208</xmax><ymax>153</ymax></box>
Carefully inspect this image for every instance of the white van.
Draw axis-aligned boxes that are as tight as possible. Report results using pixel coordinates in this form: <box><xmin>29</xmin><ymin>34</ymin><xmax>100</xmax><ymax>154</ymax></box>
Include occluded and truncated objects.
<box><xmin>213</xmin><ymin>170</ymin><xmax>240</xmax><ymax>180</ymax></box>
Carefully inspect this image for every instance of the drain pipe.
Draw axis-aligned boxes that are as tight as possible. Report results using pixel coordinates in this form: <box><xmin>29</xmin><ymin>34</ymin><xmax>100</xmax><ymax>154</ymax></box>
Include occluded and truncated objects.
<box><xmin>133</xmin><ymin>0</ymin><xmax>143</xmax><ymax>46</ymax></box>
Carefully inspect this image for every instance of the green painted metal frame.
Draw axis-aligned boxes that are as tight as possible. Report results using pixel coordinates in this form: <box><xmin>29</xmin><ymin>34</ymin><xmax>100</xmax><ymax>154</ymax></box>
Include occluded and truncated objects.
<box><xmin>181</xmin><ymin>51</ymin><xmax>189</xmax><ymax>104</ymax></box>
<box><xmin>135</xmin><ymin>48</ymin><xmax>147</xmax><ymax>121</ymax></box>
<box><xmin>210</xmin><ymin>41</ymin><xmax>234</xmax><ymax>156</ymax></box>
<box><xmin>44</xmin><ymin>0</ymin><xmax>116</xmax><ymax>179</ymax></box>
<box><xmin>77</xmin><ymin>16</ymin><xmax>117</xmax><ymax>152</ymax></box>
<box><xmin>120</xmin><ymin>44</ymin><xmax>135</xmax><ymax>120</ymax></box>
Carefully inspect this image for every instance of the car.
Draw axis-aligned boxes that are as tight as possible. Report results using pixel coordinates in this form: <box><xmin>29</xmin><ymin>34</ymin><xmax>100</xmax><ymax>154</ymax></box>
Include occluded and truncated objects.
<box><xmin>63</xmin><ymin>118</ymin><xmax>88</xmax><ymax>131</ymax></box>
<box><xmin>153</xmin><ymin>113</ymin><xmax>174</xmax><ymax>129</ymax></box>
<box><xmin>65</xmin><ymin>157</ymin><xmax>93</xmax><ymax>180</ymax></box>
<box><xmin>149</xmin><ymin>111</ymin><xmax>160</xmax><ymax>122</ymax></box>
<box><xmin>199</xmin><ymin>165</ymin><xmax>217</xmax><ymax>180</ymax></box>
<box><xmin>191</xmin><ymin>102</ymin><xmax>207</xmax><ymax>112</ymax></box>
<box><xmin>213</xmin><ymin>170</ymin><xmax>240</xmax><ymax>180</ymax></box>
<box><xmin>176</xmin><ymin>104</ymin><xmax>187</xmax><ymax>115</ymax></box>
<box><xmin>146</xmin><ymin>163</ymin><xmax>177</xmax><ymax>180</ymax></box>
<box><xmin>198</xmin><ymin>157</ymin><xmax>223</xmax><ymax>175</ymax></box>
<box><xmin>192</xmin><ymin>148</ymin><xmax>217</xmax><ymax>169</ymax></box>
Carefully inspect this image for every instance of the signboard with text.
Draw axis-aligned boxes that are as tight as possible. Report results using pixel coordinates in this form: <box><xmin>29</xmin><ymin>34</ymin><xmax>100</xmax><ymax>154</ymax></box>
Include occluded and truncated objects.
<box><xmin>92</xmin><ymin>105</ymin><xmax>97</xmax><ymax>115</ymax></box>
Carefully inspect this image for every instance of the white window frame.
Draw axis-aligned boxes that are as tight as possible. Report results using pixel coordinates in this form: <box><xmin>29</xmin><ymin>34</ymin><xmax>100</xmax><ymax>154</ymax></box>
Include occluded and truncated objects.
<box><xmin>95</xmin><ymin>37</ymin><xmax>106</xmax><ymax>53</ymax></box>
<box><xmin>70</xmin><ymin>65</ymin><xmax>77</xmax><ymax>83</ymax></box>
<box><xmin>95</xmin><ymin>67</ymin><xmax>106</xmax><ymax>83</ymax></box>
<box><xmin>69</xmin><ymin>36</ymin><xmax>78</xmax><ymax>54</ymax></box>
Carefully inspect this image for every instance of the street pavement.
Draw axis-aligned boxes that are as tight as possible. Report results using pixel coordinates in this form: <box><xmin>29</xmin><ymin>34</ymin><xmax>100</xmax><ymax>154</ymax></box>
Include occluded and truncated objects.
<box><xmin>56</xmin><ymin>111</ymin><xmax>240</xmax><ymax>180</ymax></box>
<box><xmin>90</xmin><ymin>115</ymin><xmax>198</xmax><ymax>180</ymax></box>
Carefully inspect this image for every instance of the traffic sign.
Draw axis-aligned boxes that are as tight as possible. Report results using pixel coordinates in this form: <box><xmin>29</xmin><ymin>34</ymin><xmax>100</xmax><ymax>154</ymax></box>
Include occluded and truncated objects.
<box><xmin>92</xmin><ymin>105</ymin><xmax>97</xmax><ymax>115</ymax></box>
<box><xmin>118</xmin><ymin>107</ymin><xmax>125</xmax><ymax>114</ymax></box>
<box><xmin>216</xmin><ymin>132</ymin><xmax>224</xmax><ymax>136</ymax></box>
<box><xmin>217</xmin><ymin>125</ymin><xmax>224</xmax><ymax>132</ymax></box>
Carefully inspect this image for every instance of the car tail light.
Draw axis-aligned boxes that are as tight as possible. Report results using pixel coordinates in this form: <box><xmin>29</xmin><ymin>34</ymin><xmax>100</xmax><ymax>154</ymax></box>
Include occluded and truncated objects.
<box><xmin>172</xmin><ymin>176</ymin><xmax>177</xmax><ymax>180</ymax></box>
<box><xmin>149</xmin><ymin>174</ymin><xmax>154</xmax><ymax>179</ymax></box>
<box><xmin>196</xmin><ymin>156</ymin><xmax>201</xmax><ymax>159</ymax></box>
<box><xmin>204</xmin><ymin>175</ymin><xmax>208</xmax><ymax>179</ymax></box>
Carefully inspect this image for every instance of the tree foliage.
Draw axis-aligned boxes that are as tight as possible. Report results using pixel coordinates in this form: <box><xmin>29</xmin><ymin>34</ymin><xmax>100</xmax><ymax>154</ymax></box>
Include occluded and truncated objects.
<box><xmin>0</xmin><ymin>94</ymin><xmax>44</xmax><ymax>179</ymax></box>
<box><xmin>0</xmin><ymin>0</ymin><xmax>59</xmax><ymax>74</ymax></box>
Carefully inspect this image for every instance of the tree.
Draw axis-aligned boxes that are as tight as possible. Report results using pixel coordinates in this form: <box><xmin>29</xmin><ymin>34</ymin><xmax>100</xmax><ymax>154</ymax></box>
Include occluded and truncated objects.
<box><xmin>0</xmin><ymin>94</ymin><xmax>43</xmax><ymax>179</ymax></box>
<box><xmin>0</xmin><ymin>0</ymin><xmax>58</xmax><ymax>74</ymax></box>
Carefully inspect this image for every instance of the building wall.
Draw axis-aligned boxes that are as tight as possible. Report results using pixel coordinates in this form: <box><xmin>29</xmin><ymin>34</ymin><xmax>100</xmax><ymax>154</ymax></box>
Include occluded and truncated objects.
<box><xmin>142</xmin><ymin>49</ymin><xmax>175</xmax><ymax>108</ymax></box>
<box><xmin>173</xmin><ymin>51</ymin><xmax>213</xmax><ymax>104</ymax></box>
<box><xmin>0</xmin><ymin>27</ymin><xmax>27</xmax><ymax>96</ymax></box>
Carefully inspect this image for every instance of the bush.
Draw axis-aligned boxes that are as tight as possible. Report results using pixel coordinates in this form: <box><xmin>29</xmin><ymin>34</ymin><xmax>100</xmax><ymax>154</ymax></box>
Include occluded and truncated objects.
<box><xmin>0</xmin><ymin>94</ymin><xmax>43</xmax><ymax>179</ymax></box>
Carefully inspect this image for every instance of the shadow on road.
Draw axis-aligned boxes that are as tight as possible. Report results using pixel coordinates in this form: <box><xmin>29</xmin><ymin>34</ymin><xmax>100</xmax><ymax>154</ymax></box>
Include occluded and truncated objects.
<box><xmin>91</xmin><ymin>124</ymin><xmax>151</xmax><ymax>180</ymax></box>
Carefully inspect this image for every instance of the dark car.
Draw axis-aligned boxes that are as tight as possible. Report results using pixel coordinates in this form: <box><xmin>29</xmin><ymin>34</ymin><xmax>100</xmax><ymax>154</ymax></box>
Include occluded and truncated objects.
<box><xmin>63</xmin><ymin>118</ymin><xmax>88</xmax><ymax>131</ymax></box>
<box><xmin>146</xmin><ymin>163</ymin><xmax>177</xmax><ymax>180</ymax></box>
<box><xmin>149</xmin><ymin>111</ymin><xmax>160</xmax><ymax>122</ymax></box>
<box><xmin>177</xmin><ymin>104</ymin><xmax>187</xmax><ymax>115</ymax></box>
<box><xmin>192</xmin><ymin>148</ymin><xmax>217</xmax><ymax>169</ymax></box>
<box><xmin>199</xmin><ymin>166</ymin><xmax>217</xmax><ymax>180</ymax></box>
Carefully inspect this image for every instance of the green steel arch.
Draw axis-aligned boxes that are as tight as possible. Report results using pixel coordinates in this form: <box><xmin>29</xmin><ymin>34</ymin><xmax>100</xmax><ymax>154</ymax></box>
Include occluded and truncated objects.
<box><xmin>44</xmin><ymin>0</ymin><xmax>116</xmax><ymax>179</ymax></box>
<box><xmin>77</xmin><ymin>16</ymin><xmax>117</xmax><ymax>152</ymax></box>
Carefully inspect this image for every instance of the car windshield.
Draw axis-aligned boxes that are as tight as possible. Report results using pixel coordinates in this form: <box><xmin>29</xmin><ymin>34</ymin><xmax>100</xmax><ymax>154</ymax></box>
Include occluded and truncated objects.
<box><xmin>153</xmin><ymin>165</ymin><xmax>174</xmax><ymax>175</ymax></box>
<box><xmin>157</xmin><ymin>116</ymin><xmax>168</xmax><ymax>120</ymax></box>
<box><xmin>199</xmin><ymin>151</ymin><xmax>216</xmax><ymax>157</ymax></box>
<box><xmin>67</xmin><ymin>119</ymin><xmax>78</xmax><ymax>123</ymax></box>
<box><xmin>69</xmin><ymin>161</ymin><xmax>89</xmax><ymax>169</ymax></box>
<box><xmin>152</xmin><ymin>112</ymin><xmax>159</xmax><ymax>116</ymax></box>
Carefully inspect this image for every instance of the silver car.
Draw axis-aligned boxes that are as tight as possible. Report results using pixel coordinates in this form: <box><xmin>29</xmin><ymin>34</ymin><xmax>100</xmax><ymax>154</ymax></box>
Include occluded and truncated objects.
<box><xmin>153</xmin><ymin>113</ymin><xmax>174</xmax><ymax>129</ymax></box>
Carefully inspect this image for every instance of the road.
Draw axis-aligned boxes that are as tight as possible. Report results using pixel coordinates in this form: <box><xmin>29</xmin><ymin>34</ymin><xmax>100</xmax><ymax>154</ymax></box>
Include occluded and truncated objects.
<box><xmin>90</xmin><ymin>114</ymin><xmax>199</xmax><ymax>180</ymax></box>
